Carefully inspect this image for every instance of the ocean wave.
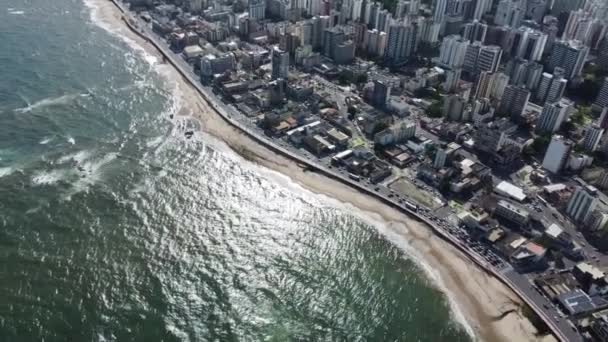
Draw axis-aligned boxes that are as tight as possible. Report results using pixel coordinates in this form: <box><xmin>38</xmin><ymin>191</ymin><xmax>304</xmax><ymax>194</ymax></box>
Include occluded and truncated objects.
<box><xmin>39</xmin><ymin>137</ymin><xmax>54</xmax><ymax>145</ymax></box>
<box><xmin>57</xmin><ymin>150</ymin><xmax>93</xmax><ymax>164</ymax></box>
<box><xmin>63</xmin><ymin>152</ymin><xmax>119</xmax><ymax>200</ymax></box>
<box><xmin>8</xmin><ymin>9</ymin><xmax>25</xmax><ymax>15</ymax></box>
<box><xmin>0</xmin><ymin>167</ymin><xmax>16</xmax><ymax>179</ymax></box>
<box><xmin>239</xmin><ymin>162</ymin><xmax>478</xmax><ymax>339</ymax></box>
<box><xmin>31</xmin><ymin>169</ymin><xmax>69</xmax><ymax>185</ymax></box>
<box><xmin>14</xmin><ymin>93</ymin><xmax>90</xmax><ymax>113</ymax></box>
<box><xmin>84</xmin><ymin>0</ymin><xmax>159</xmax><ymax>70</ymax></box>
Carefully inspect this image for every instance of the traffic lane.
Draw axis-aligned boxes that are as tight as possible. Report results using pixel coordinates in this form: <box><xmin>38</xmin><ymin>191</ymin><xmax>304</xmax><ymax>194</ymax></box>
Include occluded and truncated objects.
<box><xmin>504</xmin><ymin>270</ymin><xmax>583</xmax><ymax>342</ymax></box>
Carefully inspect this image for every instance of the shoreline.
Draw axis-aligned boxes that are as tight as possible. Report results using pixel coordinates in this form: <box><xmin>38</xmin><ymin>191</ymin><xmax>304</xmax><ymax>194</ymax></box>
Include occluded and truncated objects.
<box><xmin>86</xmin><ymin>1</ymin><xmax>557</xmax><ymax>341</ymax></box>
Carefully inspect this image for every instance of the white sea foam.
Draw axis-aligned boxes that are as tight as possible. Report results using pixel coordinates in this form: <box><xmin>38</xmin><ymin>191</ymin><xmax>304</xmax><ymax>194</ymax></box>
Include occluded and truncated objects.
<box><xmin>14</xmin><ymin>93</ymin><xmax>86</xmax><ymax>113</ymax></box>
<box><xmin>57</xmin><ymin>150</ymin><xmax>93</xmax><ymax>164</ymax></box>
<box><xmin>67</xmin><ymin>136</ymin><xmax>76</xmax><ymax>145</ymax></box>
<box><xmin>8</xmin><ymin>10</ymin><xmax>24</xmax><ymax>15</ymax></box>
<box><xmin>0</xmin><ymin>167</ymin><xmax>16</xmax><ymax>179</ymax></box>
<box><xmin>39</xmin><ymin>137</ymin><xmax>54</xmax><ymax>145</ymax></box>
<box><xmin>31</xmin><ymin>169</ymin><xmax>69</xmax><ymax>185</ymax></box>
<box><xmin>84</xmin><ymin>0</ymin><xmax>159</xmax><ymax>70</ymax></box>
<box><xmin>63</xmin><ymin>152</ymin><xmax>119</xmax><ymax>200</ymax></box>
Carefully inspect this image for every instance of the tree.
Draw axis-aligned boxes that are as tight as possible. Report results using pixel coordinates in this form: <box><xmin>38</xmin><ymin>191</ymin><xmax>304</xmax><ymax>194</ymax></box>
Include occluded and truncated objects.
<box><xmin>530</xmin><ymin>134</ymin><xmax>551</xmax><ymax>155</ymax></box>
<box><xmin>572</xmin><ymin>105</ymin><xmax>592</xmax><ymax>125</ymax></box>
<box><xmin>356</xmin><ymin>74</ymin><xmax>368</xmax><ymax>84</ymax></box>
<box><xmin>427</xmin><ymin>99</ymin><xmax>443</xmax><ymax>118</ymax></box>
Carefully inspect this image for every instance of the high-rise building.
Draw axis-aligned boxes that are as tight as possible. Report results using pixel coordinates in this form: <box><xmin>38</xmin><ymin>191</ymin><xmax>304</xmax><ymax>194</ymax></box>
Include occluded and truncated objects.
<box><xmin>495</xmin><ymin>0</ymin><xmax>525</xmax><ymax>28</ymax></box>
<box><xmin>542</xmin><ymin>19</ymin><xmax>559</xmax><ymax>53</ymax></box>
<box><xmin>364</xmin><ymin>29</ymin><xmax>388</xmax><ymax>56</ymax></box>
<box><xmin>551</xmin><ymin>0</ymin><xmax>585</xmax><ymax>15</ymax></box>
<box><xmin>437</xmin><ymin>34</ymin><xmax>469</xmax><ymax>68</ymax></box>
<box><xmin>434</xmin><ymin>147</ymin><xmax>447</xmax><ymax>168</ymax></box>
<box><xmin>514</xmin><ymin>27</ymin><xmax>547</xmax><ymax>62</ymax></box>
<box><xmin>463</xmin><ymin>20</ymin><xmax>487</xmax><ymax>43</ymax></box>
<box><xmin>443</xmin><ymin>94</ymin><xmax>467</xmax><ymax>121</ymax></box>
<box><xmin>561</xmin><ymin>9</ymin><xmax>596</xmax><ymax>43</ymax></box>
<box><xmin>384</xmin><ymin>21</ymin><xmax>418</xmax><ymax>65</ymax></box>
<box><xmin>548</xmin><ymin>40</ymin><xmax>589</xmax><ymax>80</ymax></box>
<box><xmin>311</xmin><ymin>16</ymin><xmax>331</xmax><ymax>49</ymax></box>
<box><xmin>333</xmin><ymin>40</ymin><xmax>356</xmax><ymax>64</ymax></box>
<box><xmin>598</xmin><ymin>38</ymin><xmax>608</xmax><ymax>71</ymax></box>
<box><xmin>472</xmin><ymin>0</ymin><xmax>490</xmax><ymax>20</ymax></box>
<box><xmin>433</xmin><ymin>0</ymin><xmax>448</xmax><ymax>24</ymax></box>
<box><xmin>248</xmin><ymin>0</ymin><xmax>266</xmax><ymax>20</ymax></box>
<box><xmin>376</xmin><ymin>9</ymin><xmax>392</xmax><ymax>32</ymax></box>
<box><xmin>498</xmin><ymin>85</ymin><xmax>530</xmax><ymax>122</ymax></box>
<box><xmin>536</xmin><ymin>100</ymin><xmax>570</xmax><ymax>133</ymax></box>
<box><xmin>542</xmin><ymin>135</ymin><xmax>571</xmax><ymax>174</ymax></box>
<box><xmin>365</xmin><ymin>2</ymin><xmax>382</xmax><ymax>29</ymax></box>
<box><xmin>598</xmin><ymin>106</ymin><xmax>608</xmax><ymax>130</ymax></box>
<box><xmin>372</xmin><ymin>80</ymin><xmax>390</xmax><ymax>108</ymax></box>
<box><xmin>526</xmin><ymin>0</ymin><xmax>546</xmax><ymax>23</ymax></box>
<box><xmin>443</xmin><ymin>68</ymin><xmax>462</xmax><ymax>92</ymax></box>
<box><xmin>491</xmin><ymin>72</ymin><xmax>510</xmax><ymax>99</ymax></box>
<box><xmin>535</xmin><ymin>68</ymin><xmax>568</xmax><ymax>104</ymax></box>
<box><xmin>188</xmin><ymin>0</ymin><xmax>203</xmax><ymax>12</ymax></box>
<box><xmin>598</xmin><ymin>170</ymin><xmax>608</xmax><ymax>190</ymax></box>
<box><xmin>566</xmin><ymin>186</ymin><xmax>598</xmax><ymax>222</ymax></box>
<box><xmin>463</xmin><ymin>42</ymin><xmax>502</xmax><ymax>75</ymax></box>
<box><xmin>395</xmin><ymin>0</ymin><xmax>420</xmax><ymax>17</ymax></box>
<box><xmin>294</xmin><ymin>21</ymin><xmax>313</xmax><ymax>46</ymax></box>
<box><xmin>475</xmin><ymin>71</ymin><xmax>495</xmax><ymax>99</ymax></box>
<box><xmin>594</xmin><ymin>78</ymin><xmax>608</xmax><ymax>109</ymax></box>
<box><xmin>582</xmin><ymin>124</ymin><xmax>605</xmax><ymax>152</ymax></box>
<box><xmin>419</xmin><ymin>19</ymin><xmax>441</xmax><ymax>43</ymax></box>
<box><xmin>323</xmin><ymin>26</ymin><xmax>345</xmax><ymax>58</ymax></box>
<box><xmin>271</xmin><ymin>47</ymin><xmax>289</xmax><ymax>80</ymax></box>
<box><xmin>509</xmin><ymin>59</ymin><xmax>543</xmax><ymax>90</ymax></box>
<box><xmin>268</xmin><ymin>78</ymin><xmax>287</xmax><ymax>105</ymax></box>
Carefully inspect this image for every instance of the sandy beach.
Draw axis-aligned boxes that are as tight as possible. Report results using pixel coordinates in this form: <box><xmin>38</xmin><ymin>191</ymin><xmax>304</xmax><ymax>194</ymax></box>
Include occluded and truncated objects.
<box><xmin>86</xmin><ymin>1</ymin><xmax>557</xmax><ymax>341</ymax></box>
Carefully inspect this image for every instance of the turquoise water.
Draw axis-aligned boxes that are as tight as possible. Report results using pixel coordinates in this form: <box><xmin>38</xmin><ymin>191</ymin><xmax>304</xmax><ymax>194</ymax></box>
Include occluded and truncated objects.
<box><xmin>0</xmin><ymin>1</ymin><xmax>472</xmax><ymax>341</ymax></box>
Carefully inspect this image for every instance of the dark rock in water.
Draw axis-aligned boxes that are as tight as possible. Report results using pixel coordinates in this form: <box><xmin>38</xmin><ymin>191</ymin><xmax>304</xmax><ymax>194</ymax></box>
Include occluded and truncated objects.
<box><xmin>185</xmin><ymin>131</ymin><xmax>194</xmax><ymax>139</ymax></box>
<box><xmin>169</xmin><ymin>114</ymin><xmax>174</xmax><ymax>119</ymax></box>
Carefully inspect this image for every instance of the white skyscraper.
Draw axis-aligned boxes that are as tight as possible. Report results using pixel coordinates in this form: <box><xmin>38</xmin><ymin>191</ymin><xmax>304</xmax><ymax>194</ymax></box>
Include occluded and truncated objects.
<box><xmin>542</xmin><ymin>135</ymin><xmax>571</xmax><ymax>174</ymax></box>
<box><xmin>548</xmin><ymin>40</ymin><xmax>589</xmax><ymax>80</ymax></box>
<box><xmin>536</xmin><ymin>100</ymin><xmax>571</xmax><ymax>133</ymax></box>
<box><xmin>437</xmin><ymin>34</ymin><xmax>469</xmax><ymax>68</ymax></box>
<box><xmin>566</xmin><ymin>186</ymin><xmax>598</xmax><ymax>222</ymax></box>
<box><xmin>495</xmin><ymin>0</ymin><xmax>525</xmax><ymax>27</ymax></box>
<box><xmin>514</xmin><ymin>27</ymin><xmax>548</xmax><ymax>62</ymax></box>
<box><xmin>188</xmin><ymin>0</ymin><xmax>203</xmax><ymax>12</ymax></box>
<box><xmin>248</xmin><ymin>0</ymin><xmax>266</xmax><ymax>20</ymax></box>
<box><xmin>582</xmin><ymin>124</ymin><xmax>605</xmax><ymax>152</ymax></box>
<box><xmin>594</xmin><ymin>77</ymin><xmax>608</xmax><ymax>109</ymax></box>
<box><xmin>271</xmin><ymin>47</ymin><xmax>289</xmax><ymax>80</ymax></box>
<box><xmin>433</xmin><ymin>0</ymin><xmax>447</xmax><ymax>24</ymax></box>
<box><xmin>472</xmin><ymin>0</ymin><xmax>490</xmax><ymax>20</ymax></box>
<box><xmin>535</xmin><ymin>68</ymin><xmax>568</xmax><ymax>104</ymax></box>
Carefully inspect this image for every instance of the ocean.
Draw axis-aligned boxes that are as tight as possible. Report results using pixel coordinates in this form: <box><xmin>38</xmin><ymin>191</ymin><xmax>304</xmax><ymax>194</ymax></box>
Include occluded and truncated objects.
<box><xmin>0</xmin><ymin>0</ymin><xmax>473</xmax><ymax>341</ymax></box>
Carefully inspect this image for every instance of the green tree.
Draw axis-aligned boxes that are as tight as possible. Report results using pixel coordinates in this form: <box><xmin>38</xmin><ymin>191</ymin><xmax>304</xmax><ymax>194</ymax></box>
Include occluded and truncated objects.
<box><xmin>572</xmin><ymin>105</ymin><xmax>592</xmax><ymax>125</ymax></box>
<box><xmin>427</xmin><ymin>99</ymin><xmax>443</xmax><ymax>118</ymax></box>
<box><xmin>530</xmin><ymin>134</ymin><xmax>551</xmax><ymax>155</ymax></box>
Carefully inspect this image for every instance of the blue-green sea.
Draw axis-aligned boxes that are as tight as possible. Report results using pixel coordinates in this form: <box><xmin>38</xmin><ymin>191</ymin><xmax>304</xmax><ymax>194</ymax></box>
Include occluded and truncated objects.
<box><xmin>0</xmin><ymin>1</ymin><xmax>473</xmax><ymax>341</ymax></box>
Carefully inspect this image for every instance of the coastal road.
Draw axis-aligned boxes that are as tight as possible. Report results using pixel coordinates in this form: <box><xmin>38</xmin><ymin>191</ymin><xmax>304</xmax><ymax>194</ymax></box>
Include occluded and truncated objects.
<box><xmin>110</xmin><ymin>3</ymin><xmax>582</xmax><ymax>341</ymax></box>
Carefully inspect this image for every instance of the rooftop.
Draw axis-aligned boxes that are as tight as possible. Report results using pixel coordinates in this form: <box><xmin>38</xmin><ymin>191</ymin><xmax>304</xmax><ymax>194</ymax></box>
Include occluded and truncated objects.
<box><xmin>546</xmin><ymin>223</ymin><xmax>564</xmax><ymax>239</ymax></box>
<box><xmin>496</xmin><ymin>181</ymin><xmax>527</xmax><ymax>202</ymax></box>
<box><xmin>557</xmin><ymin>289</ymin><xmax>596</xmax><ymax>316</ymax></box>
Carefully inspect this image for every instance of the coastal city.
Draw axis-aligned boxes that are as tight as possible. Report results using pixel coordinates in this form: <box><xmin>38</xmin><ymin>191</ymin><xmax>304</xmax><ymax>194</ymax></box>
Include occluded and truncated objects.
<box><xmin>114</xmin><ymin>0</ymin><xmax>608</xmax><ymax>340</ymax></box>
